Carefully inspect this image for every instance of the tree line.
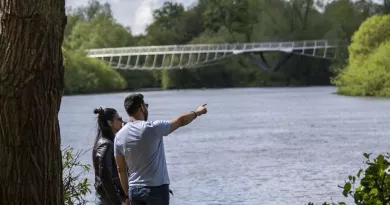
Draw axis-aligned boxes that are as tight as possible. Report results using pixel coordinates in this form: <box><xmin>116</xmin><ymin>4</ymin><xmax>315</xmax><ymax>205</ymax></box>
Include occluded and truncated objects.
<box><xmin>62</xmin><ymin>0</ymin><xmax>389</xmax><ymax>95</ymax></box>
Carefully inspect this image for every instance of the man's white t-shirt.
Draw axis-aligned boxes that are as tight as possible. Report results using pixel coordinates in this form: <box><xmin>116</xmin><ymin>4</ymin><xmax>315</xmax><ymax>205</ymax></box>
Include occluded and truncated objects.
<box><xmin>114</xmin><ymin>120</ymin><xmax>171</xmax><ymax>187</ymax></box>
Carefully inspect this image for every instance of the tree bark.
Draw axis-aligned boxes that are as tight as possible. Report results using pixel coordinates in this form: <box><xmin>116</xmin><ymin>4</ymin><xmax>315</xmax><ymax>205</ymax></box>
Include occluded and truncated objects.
<box><xmin>0</xmin><ymin>0</ymin><xmax>66</xmax><ymax>204</ymax></box>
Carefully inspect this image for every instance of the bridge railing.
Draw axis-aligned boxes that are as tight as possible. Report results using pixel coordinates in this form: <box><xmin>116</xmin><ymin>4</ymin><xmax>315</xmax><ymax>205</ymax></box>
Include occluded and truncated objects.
<box><xmin>85</xmin><ymin>39</ymin><xmax>344</xmax><ymax>57</ymax></box>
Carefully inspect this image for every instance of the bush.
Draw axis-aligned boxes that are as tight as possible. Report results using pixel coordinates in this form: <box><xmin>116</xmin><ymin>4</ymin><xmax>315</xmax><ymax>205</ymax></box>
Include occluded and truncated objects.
<box><xmin>64</xmin><ymin>51</ymin><xmax>127</xmax><ymax>95</ymax></box>
<box><xmin>307</xmin><ymin>153</ymin><xmax>390</xmax><ymax>205</ymax></box>
<box><xmin>62</xmin><ymin>147</ymin><xmax>91</xmax><ymax>205</ymax></box>
<box><xmin>334</xmin><ymin>41</ymin><xmax>390</xmax><ymax>96</ymax></box>
<box><xmin>347</xmin><ymin>14</ymin><xmax>390</xmax><ymax>64</ymax></box>
<box><xmin>333</xmin><ymin>14</ymin><xmax>390</xmax><ymax>96</ymax></box>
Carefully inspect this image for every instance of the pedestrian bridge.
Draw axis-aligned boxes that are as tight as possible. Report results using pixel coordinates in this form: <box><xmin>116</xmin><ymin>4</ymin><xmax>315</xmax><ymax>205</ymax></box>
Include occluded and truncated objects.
<box><xmin>85</xmin><ymin>39</ymin><xmax>346</xmax><ymax>71</ymax></box>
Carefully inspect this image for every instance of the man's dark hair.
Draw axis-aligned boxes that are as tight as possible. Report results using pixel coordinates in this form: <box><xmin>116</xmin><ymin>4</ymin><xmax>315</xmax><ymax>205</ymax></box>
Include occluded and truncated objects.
<box><xmin>124</xmin><ymin>93</ymin><xmax>145</xmax><ymax>116</ymax></box>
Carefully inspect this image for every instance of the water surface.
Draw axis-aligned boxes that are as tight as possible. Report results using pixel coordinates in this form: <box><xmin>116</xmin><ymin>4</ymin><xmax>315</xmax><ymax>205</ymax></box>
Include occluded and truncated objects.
<box><xmin>59</xmin><ymin>87</ymin><xmax>390</xmax><ymax>205</ymax></box>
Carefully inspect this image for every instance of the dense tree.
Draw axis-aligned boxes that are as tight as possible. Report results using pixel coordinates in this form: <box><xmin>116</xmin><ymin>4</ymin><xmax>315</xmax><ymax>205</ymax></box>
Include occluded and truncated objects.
<box><xmin>333</xmin><ymin>14</ymin><xmax>390</xmax><ymax>96</ymax></box>
<box><xmin>0</xmin><ymin>0</ymin><xmax>67</xmax><ymax>204</ymax></box>
<box><xmin>64</xmin><ymin>51</ymin><xmax>126</xmax><ymax>94</ymax></box>
<box><xmin>63</xmin><ymin>0</ymin><xmax>134</xmax><ymax>51</ymax></box>
<box><xmin>143</xmin><ymin>2</ymin><xmax>186</xmax><ymax>45</ymax></box>
<box><xmin>62</xmin><ymin>0</ymin><xmax>131</xmax><ymax>94</ymax></box>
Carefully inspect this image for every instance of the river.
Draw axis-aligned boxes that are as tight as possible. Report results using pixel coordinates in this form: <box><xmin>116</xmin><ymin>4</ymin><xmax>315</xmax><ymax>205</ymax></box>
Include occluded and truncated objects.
<box><xmin>59</xmin><ymin>86</ymin><xmax>390</xmax><ymax>205</ymax></box>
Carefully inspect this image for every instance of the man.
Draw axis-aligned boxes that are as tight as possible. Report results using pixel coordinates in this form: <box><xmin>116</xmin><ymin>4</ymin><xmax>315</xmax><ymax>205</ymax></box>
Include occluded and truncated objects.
<box><xmin>114</xmin><ymin>93</ymin><xmax>207</xmax><ymax>205</ymax></box>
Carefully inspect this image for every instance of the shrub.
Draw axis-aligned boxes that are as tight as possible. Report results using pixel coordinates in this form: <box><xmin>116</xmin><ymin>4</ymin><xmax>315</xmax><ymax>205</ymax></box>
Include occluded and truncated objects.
<box><xmin>334</xmin><ymin>41</ymin><xmax>390</xmax><ymax>96</ymax></box>
<box><xmin>64</xmin><ymin>51</ymin><xmax>126</xmax><ymax>95</ymax></box>
<box><xmin>347</xmin><ymin>14</ymin><xmax>390</xmax><ymax>64</ymax></box>
<box><xmin>307</xmin><ymin>153</ymin><xmax>390</xmax><ymax>205</ymax></box>
<box><xmin>333</xmin><ymin>14</ymin><xmax>390</xmax><ymax>96</ymax></box>
<box><xmin>62</xmin><ymin>148</ymin><xmax>91</xmax><ymax>205</ymax></box>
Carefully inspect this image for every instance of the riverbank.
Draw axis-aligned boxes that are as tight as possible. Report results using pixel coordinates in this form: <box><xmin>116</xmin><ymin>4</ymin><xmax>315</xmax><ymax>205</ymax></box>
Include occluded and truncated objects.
<box><xmin>63</xmin><ymin>87</ymin><xmax>162</xmax><ymax>96</ymax></box>
<box><xmin>62</xmin><ymin>84</ymin><xmax>337</xmax><ymax>96</ymax></box>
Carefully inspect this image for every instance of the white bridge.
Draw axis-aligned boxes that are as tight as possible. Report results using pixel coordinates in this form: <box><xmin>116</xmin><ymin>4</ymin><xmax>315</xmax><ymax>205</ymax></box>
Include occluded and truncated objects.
<box><xmin>85</xmin><ymin>39</ymin><xmax>345</xmax><ymax>71</ymax></box>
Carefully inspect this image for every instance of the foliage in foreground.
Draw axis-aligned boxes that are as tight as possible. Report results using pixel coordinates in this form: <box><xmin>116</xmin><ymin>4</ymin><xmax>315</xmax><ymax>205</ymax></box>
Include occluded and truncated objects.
<box><xmin>63</xmin><ymin>147</ymin><xmax>91</xmax><ymax>205</ymax></box>
<box><xmin>308</xmin><ymin>153</ymin><xmax>390</xmax><ymax>205</ymax></box>
<box><xmin>333</xmin><ymin>14</ymin><xmax>390</xmax><ymax>97</ymax></box>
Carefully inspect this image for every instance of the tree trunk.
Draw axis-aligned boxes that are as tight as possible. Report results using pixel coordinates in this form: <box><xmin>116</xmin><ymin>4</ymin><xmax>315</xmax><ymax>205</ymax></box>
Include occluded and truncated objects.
<box><xmin>0</xmin><ymin>0</ymin><xmax>66</xmax><ymax>204</ymax></box>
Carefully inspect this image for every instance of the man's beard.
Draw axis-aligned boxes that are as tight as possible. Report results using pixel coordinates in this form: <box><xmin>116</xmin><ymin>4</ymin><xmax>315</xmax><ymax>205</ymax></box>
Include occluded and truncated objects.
<box><xmin>143</xmin><ymin>109</ymin><xmax>148</xmax><ymax>121</ymax></box>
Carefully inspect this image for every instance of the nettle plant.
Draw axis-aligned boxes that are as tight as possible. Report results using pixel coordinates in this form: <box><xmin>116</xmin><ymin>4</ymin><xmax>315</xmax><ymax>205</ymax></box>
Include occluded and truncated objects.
<box><xmin>62</xmin><ymin>147</ymin><xmax>92</xmax><ymax>205</ymax></box>
<box><xmin>308</xmin><ymin>153</ymin><xmax>390</xmax><ymax>205</ymax></box>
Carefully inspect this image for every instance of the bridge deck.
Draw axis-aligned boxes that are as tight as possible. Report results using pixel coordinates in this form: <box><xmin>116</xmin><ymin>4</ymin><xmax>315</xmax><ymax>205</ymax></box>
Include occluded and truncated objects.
<box><xmin>86</xmin><ymin>39</ymin><xmax>341</xmax><ymax>57</ymax></box>
<box><xmin>84</xmin><ymin>39</ymin><xmax>345</xmax><ymax>70</ymax></box>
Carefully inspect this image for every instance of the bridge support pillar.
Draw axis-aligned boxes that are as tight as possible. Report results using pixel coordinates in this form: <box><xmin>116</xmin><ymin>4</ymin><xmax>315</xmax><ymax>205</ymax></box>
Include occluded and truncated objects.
<box><xmin>126</xmin><ymin>55</ymin><xmax>131</xmax><ymax>68</ymax></box>
<box><xmin>248</xmin><ymin>52</ymin><xmax>293</xmax><ymax>72</ymax></box>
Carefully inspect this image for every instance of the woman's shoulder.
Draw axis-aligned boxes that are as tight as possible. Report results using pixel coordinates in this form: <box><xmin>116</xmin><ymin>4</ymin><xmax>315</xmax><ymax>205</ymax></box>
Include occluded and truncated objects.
<box><xmin>95</xmin><ymin>137</ymin><xmax>114</xmax><ymax>149</ymax></box>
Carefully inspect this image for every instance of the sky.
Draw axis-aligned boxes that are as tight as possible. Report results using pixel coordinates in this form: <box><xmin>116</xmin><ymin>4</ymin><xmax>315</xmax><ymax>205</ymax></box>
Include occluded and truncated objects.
<box><xmin>65</xmin><ymin>0</ymin><xmax>198</xmax><ymax>35</ymax></box>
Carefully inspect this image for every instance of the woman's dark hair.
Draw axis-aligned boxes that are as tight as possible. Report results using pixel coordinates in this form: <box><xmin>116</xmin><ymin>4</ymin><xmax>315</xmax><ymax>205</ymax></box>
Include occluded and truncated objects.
<box><xmin>93</xmin><ymin>107</ymin><xmax>118</xmax><ymax>141</ymax></box>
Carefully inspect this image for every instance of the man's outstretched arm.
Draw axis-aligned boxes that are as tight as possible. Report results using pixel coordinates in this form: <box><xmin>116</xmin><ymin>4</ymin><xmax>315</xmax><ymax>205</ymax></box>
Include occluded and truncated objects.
<box><xmin>169</xmin><ymin>104</ymin><xmax>207</xmax><ymax>134</ymax></box>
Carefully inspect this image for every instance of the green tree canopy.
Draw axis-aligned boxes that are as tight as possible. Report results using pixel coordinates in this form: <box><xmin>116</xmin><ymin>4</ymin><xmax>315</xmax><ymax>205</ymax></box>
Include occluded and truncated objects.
<box><xmin>333</xmin><ymin>14</ymin><xmax>390</xmax><ymax>96</ymax></box>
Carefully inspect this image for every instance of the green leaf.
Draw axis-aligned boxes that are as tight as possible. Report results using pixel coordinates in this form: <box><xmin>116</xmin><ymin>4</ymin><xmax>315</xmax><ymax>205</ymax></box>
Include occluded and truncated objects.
<box><xmin>357</xmin><ymin>169</ymin><xmax>363</xmax><ymax>178</ymax></box>
<box><xmin>364</xmin><ymin>153</ymin><xmax>371</xmax><ymax>159</ymax></box>
<box><xmin>344</xmin><ymin>182</ymin><xmax>352</xmax><ymax>192</ymax></box>
<box><xmin>377</xmin><ymin>155</ymin><xmax>384</xmax><ymax>170</ymax></box>
<box><xmin>342</xmin><ymin>190</ymin><xmax>349</xmax><ymax>197</ymax></box>
<box><xmin>369</xmin><ymin>188</ymin><xmax>378</xmax><ymax>195</ymax></box>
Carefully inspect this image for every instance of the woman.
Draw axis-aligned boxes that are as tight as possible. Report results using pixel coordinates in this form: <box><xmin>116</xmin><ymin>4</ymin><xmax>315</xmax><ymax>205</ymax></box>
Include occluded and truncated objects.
<box><xmin>92</xmin><ymin>107</ymin><xmax>128</xmax><ymax>205</ymax></box>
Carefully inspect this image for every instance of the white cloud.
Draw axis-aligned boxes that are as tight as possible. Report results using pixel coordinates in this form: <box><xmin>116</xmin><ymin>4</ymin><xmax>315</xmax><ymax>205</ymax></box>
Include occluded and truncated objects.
<box><xmin>65</xmin><ymin>0</ymin><xmax>198</xmax><ymax>35</ymax></box>
<box><xmin>133</xmin><ymin>0</ymin><xmax>160</xmax><ymax>35</ymax></box>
